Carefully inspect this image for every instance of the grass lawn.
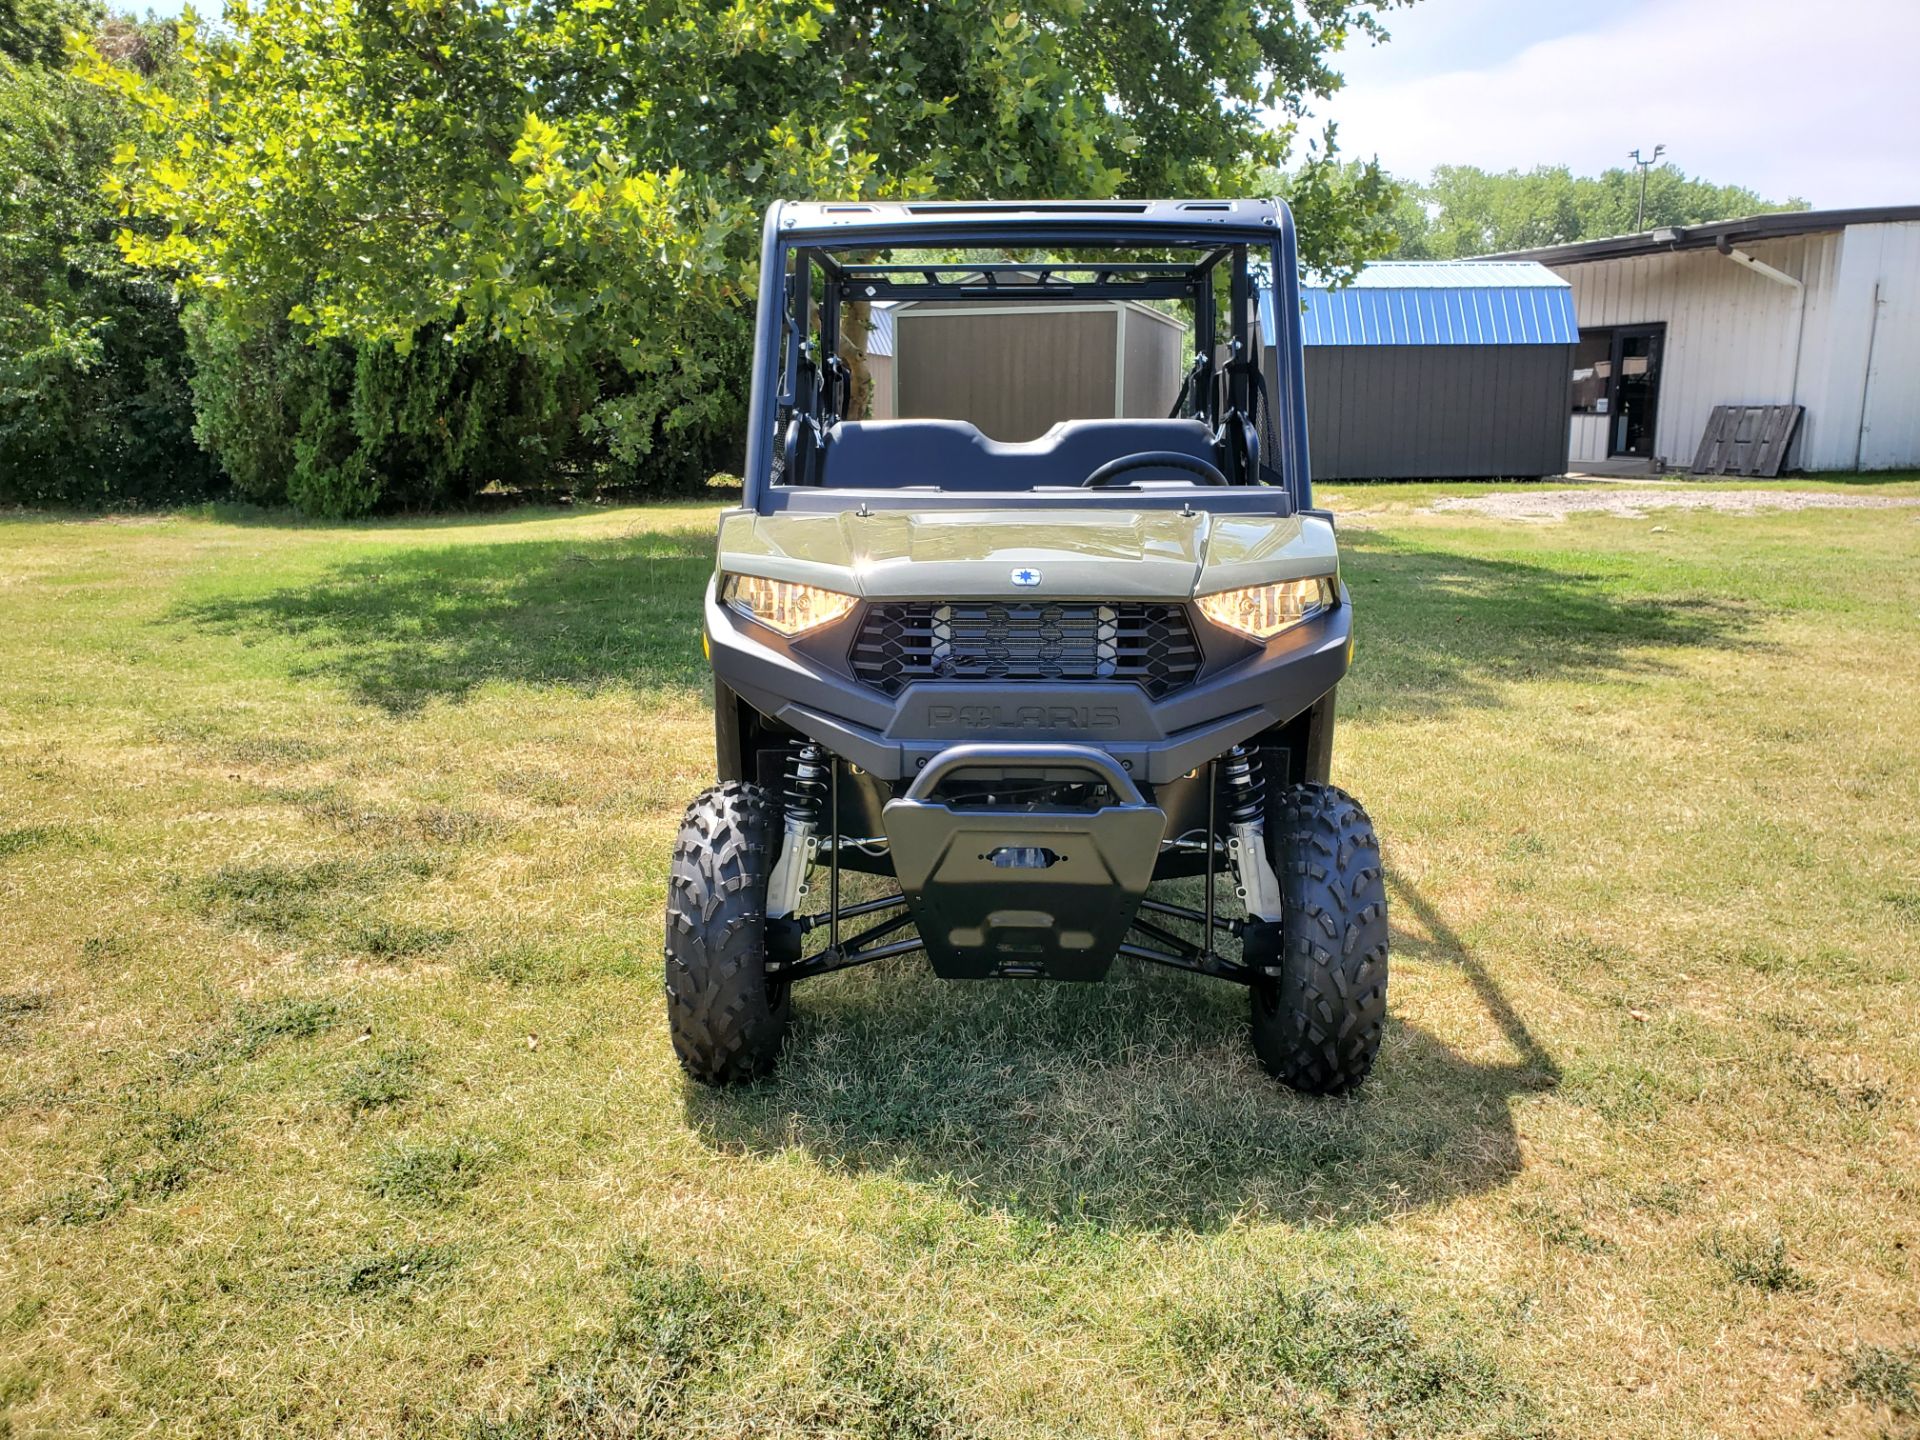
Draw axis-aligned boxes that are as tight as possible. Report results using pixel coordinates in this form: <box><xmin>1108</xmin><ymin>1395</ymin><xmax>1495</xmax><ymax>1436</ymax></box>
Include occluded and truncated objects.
<box><xmin>3</xmin><ymin>478</ymin><xmax>1918</xmax><ymax>1437</ymax></box>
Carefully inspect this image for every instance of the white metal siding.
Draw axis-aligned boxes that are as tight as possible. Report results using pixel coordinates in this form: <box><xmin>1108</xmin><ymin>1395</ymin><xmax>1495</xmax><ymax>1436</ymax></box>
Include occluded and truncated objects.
<box><xmin>1556</xmin><ymin>233</ymin><xmax>1842</xmax><ymax>467</ymax></box>
<box><xmin>1569</xmin><ymin>413</ymin><xmax>1607</xmax><ymax>461</ymax></box>
<box><xmin>1813</xmin><ymin>222</ymin><xmax>1920</xmax><ymax>470</ymax></box>
<box><xmin>1552</xmin><ymin>222</ymin><xmax>1920</xmax><ymax>472</ymax></box>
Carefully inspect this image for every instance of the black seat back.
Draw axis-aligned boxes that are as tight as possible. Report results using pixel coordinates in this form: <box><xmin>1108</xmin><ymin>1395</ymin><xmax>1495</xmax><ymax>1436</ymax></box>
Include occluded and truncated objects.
<box><xmin>817</xmin><ymin>418</ymin><xmax>1218</xmax><ymax>491</ymax></box>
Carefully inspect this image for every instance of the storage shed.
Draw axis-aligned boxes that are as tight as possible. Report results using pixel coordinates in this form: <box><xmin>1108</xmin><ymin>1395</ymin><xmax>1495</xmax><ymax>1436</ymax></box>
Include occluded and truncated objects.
<box><xmin>1260</xmin><ymin>261</ymin><xmax>1578</xmax><ymax>480</ymax></box>
<box><xmin>1493</xmin><ymin>205</ymin><xmax>1920</xmax><ymax>472</ymax></box>
<box><xmin>859</xmin><ymin>297</ymin><xmax>1186</xmax><ymax>440</ymax></box>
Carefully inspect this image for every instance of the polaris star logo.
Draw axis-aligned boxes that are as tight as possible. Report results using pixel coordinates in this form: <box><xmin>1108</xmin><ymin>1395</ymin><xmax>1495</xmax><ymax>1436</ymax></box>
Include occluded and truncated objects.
<box><xmin>1011</xmin><ymin>567</ymin><xmax>1041</xmax><ymax>587</ymax></box>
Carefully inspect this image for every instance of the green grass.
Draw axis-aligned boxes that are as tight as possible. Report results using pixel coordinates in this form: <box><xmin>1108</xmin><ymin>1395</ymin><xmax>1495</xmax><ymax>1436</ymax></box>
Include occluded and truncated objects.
<box><xmin>2</xmin><ymin>479</ymin><xmax>1918</xmax><ymax>1437</ymax></box>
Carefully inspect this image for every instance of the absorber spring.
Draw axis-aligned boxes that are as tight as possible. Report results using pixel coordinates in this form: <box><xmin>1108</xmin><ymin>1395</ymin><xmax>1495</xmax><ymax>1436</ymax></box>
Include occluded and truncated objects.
<box><xmin>1220</xmin><ymin>743</ymin><xmax>1266</xmax><ymax>827</ymax></box>
<box><xmin>782</xmin><ymin>743</ymin><xmax>829</xmax><ymax>828</ymax></box>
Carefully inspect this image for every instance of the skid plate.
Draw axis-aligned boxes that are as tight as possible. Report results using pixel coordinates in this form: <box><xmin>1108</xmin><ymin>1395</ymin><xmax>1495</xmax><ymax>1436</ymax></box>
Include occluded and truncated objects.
<box><xmin>881</xmin><ymin>797</ymin><xmax>1166</xmax><ymax>980</ymax></box>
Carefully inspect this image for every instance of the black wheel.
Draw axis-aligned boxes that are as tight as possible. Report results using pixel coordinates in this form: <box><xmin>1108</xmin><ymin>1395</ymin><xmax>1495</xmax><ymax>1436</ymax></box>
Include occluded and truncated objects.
<box><xmin>664</xmin><ymin>782</ymin><xmax>791</xmax><ymax>1084</ymax></box>
<box><xmin>1245</xmin><ymin>782</ymin><xmax>1389</xmax><ymax>1095</ymax></box>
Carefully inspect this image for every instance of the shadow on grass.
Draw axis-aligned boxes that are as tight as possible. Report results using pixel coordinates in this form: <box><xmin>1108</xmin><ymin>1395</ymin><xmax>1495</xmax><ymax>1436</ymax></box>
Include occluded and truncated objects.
<box><xmin>1388</xmin><ymin>865</ymin><xmax>1558</xmax><ymax>1088</ymax></box>
<box><xmin>687</xmin><ymin>870</ymin><xmax>1555</xmax><ymax>1235</ymax></box>
<box><xmin>173</xmin><ymin>529</ymin><xmax>715</xmax><ymax>712</ymax></box>
<box><xmin>0</xmin><ymin>492</ymin><xmax>737</xmax><ymax>531</ymax></box>
<box><xmin>169</xmin><ymin>504</ymin><xmax>1752</xmax><ymax>723</ymax></box>
<box><xmin>1340</xmin><ymin>528</ymin><xmax>1755</xmax><ymax>716</ymax></box>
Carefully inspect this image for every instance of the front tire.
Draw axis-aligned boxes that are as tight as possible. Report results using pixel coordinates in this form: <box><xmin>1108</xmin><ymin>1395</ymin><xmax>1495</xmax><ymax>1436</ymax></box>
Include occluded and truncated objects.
<box><xmin>1246</xmin><ymin>783</ymin><xmax>1389</xmax><ymax>1095</ymax></box>
<box><xmin>664</xmin><ymin>782</ymin><xmax>791</xmax><ymax>1084</ymax></box>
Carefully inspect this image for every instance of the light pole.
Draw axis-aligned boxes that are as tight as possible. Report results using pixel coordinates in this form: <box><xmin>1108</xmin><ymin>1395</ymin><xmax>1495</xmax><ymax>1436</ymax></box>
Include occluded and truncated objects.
<box><xmin>1629</xmin><ymin>145</ymin><xmax>1667</xmax><ymax>230</ymax></box>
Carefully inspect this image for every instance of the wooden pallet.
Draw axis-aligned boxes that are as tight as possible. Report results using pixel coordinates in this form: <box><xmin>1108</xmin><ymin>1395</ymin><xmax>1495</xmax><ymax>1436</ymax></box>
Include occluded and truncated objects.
<box><xmin>1690</xmin><ymin>404</ymin><xmax>1804</xmax><ymax>477</ymax></box>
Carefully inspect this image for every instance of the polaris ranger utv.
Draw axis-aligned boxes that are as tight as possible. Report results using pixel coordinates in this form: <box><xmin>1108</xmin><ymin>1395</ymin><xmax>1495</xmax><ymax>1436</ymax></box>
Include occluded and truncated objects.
<box><xmin>666</xmin><ymin>198</ymin><xmax>1387</xmax><ymax>1094</ymax></box>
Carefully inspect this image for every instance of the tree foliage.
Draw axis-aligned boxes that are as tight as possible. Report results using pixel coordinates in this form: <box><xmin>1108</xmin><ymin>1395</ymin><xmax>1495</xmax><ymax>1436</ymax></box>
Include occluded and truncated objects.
<box><xmin>1263</xmin><ymin>143</ymin><xmax>1400</xmax><ymax>285</ymax></box>
<box><xmin>1383</xmin><ymin>162</ymin><xmax>1809</xmax><ymax>259</ymax></box>
<box><xmin>80</xmin><ymin>0</ymin><xmax>1409</xmax><ymax>510</ymax></box>
<box><xmin>1</xmin><ymin>0</ymin><xmax>91</xmax><ymax>65</ymax></box>
<box><xmin>179</xmin><ymin>307</ymin><xmax>594</xmax><ymax>515</ymax></box>
<box><xmin>1</xmin><ymin>7</ymin><xmax>213</xmax><ymax>504</ymax></box>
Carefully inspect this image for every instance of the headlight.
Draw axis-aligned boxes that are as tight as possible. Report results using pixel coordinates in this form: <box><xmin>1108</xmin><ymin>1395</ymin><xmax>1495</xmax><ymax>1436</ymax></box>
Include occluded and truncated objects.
<box><xmin>722</xmin><ymin>574</ymin><xmax>857</xmax><ymax>636</ymax></box>
<box><xmin>1196</xmin><ymin>577</ymin><xmax>1336</xmax><ymax>642</ymax></box>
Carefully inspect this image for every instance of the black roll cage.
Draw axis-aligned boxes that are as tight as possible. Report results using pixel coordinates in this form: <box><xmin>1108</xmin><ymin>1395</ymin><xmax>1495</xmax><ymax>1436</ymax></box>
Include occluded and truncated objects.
<box><xmin>741</xmin><ymin>200</ymin><xmax>1314</xmax><ymax>515</ymax></box>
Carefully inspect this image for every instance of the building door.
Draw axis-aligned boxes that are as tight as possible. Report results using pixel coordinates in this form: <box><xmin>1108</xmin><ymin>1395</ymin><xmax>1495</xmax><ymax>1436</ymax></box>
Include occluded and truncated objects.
<box><xmin>1607</xmin><ymin>324</ymin><xmax>1663</xmax><ymax>458</ymax></box>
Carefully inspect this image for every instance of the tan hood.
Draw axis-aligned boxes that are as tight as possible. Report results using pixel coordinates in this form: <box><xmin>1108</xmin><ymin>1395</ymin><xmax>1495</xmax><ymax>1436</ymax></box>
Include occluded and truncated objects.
<box><xmin>717</xmin><ymin>506</ymin><xmax>1338</xmax><ymax>600</ymax></box>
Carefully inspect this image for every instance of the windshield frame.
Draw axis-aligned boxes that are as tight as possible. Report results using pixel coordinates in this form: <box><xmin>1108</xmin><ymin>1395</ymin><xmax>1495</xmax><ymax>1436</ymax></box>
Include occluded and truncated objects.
<box><xmin>742</xmin><ymin>201</ymin><xmax>1313</xmax><ymax>516</ymax></box>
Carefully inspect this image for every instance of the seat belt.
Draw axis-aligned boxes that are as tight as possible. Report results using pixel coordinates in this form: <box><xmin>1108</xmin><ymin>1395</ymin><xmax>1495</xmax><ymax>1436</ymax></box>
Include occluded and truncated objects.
<box><xmin>1227</xmin><ymin>357</ymin><xmax>1285</xmax><ymax>488</ymax></box>
<box><xmin>822</xmin><ymin>354</ymin><xmax>853</xmax><ymax>424</ymax></box>
<box><xmin>1167</xmin><ymin>354</ymin><xmax>1209</xmax><ymax>421</ymax></box>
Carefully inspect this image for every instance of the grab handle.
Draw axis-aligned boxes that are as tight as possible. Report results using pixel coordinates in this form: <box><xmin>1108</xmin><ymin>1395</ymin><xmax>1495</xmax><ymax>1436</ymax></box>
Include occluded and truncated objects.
<box><xmin>904</xmin><ymin>743</ymin><xmax>1144</xmax><ymax>806</ymax></box>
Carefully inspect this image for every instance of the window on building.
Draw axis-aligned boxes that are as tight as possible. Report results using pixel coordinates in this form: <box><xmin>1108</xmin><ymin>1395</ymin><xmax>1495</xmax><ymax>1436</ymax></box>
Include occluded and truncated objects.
<box><xmin>1571</xmin><ymin>328</ymin><xmax>1613</xmax><ymax>414</ymax></box>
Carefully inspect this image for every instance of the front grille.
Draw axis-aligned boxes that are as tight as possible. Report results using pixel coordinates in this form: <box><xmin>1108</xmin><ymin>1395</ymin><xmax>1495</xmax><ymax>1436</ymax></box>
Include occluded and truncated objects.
<box><xmin>850</xmin><ymin>601</ymin><xmax>1200</xmax><ymax>698</ymax></box>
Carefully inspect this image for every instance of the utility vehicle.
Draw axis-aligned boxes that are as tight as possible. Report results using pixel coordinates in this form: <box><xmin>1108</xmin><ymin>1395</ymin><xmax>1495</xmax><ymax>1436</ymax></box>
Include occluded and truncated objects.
<box><xmin>666</xmin><ymin>198</ymin><xmax>1387</xmax><ymax>1093</ymax></box>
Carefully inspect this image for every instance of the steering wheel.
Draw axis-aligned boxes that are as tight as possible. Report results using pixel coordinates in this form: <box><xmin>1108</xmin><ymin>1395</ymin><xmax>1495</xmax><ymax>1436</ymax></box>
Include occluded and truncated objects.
<box><xmin>1081</xmin><ymin>451</ymin><xmax>1228</xmax><ymax>488</ymax></box>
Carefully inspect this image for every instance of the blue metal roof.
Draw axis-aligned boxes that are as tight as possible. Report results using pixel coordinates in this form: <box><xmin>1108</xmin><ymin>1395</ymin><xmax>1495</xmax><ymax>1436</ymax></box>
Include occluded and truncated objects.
<box><xmin>1261</xmin><ymin>260</ymin><xmax>1578</xmax><ymax>348</ymax></box>
<box><xmin>864</xmin><ymin>301</ymin><xmax>896</xmax><ymax>357</ymax></box>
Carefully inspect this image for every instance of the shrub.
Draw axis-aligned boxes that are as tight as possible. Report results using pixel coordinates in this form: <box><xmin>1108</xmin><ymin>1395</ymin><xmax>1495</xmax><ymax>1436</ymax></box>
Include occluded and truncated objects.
<box><xmin>184</xmin><ymin>308</ymin><xmax>595</xmax><ymax>516</ymax></box>
<box><xmin>0</xmin><ymin>22</ymin><xmax>214</xmax><ymax>505</ymax></box>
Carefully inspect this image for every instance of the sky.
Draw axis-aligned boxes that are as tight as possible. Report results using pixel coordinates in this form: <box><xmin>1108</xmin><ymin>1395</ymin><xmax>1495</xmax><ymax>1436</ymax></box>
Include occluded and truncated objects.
<box><xmin>1315</xmin><ymin>0</ymin><xmax>1920</xmax><ymax>208</ymax></box>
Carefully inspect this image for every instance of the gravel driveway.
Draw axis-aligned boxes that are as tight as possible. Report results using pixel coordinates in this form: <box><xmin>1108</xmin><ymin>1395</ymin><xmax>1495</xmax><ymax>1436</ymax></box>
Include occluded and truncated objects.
<box><xmin>1430</xmin><ymin>488</ymin><xmax>1920</xmax><ymax>522</ymax></box>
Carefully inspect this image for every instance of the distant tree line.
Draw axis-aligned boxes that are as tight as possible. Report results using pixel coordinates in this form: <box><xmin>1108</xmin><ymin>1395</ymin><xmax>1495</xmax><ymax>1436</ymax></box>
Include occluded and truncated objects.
<box><xmin>1</xmin><ymin>0</ymin><xmax>1807</xmax><ymax>515</ymax></box>
<box><xmin>1373</xmin><ymin>162</ymin><xmax>1808</xmax><ymax>260</ymax></box>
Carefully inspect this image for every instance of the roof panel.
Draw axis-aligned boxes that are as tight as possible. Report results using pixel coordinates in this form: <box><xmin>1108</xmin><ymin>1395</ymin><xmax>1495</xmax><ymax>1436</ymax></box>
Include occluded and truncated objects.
<box><xmin>1338</xmin><ymin>259</ymin><xmax>1575</xmax><ymax>289</ymax></box>
<box><xmin>1480</xmin><ymin>203</ymin><xmax>1920</xmax><ymax>266</ymax></box>
<box><xmin>864</xmin><ymin>302</ymin><xmax>896</xmax><ymax>357</ymax></box>
<box><xmin>1277</xmin><ymin>258</ymin><xmax>1577</xmax><ymax>347</ymax></box>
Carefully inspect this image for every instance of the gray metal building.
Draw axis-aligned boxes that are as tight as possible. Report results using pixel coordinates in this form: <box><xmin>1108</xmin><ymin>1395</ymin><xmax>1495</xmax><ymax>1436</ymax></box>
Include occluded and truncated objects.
<box><xmin>1261</xmin><ymin>261</ymin><xmax>1578</xmax><ymax>480</ymax></box>
<box><xmin>1493</xmin><ymin>206</ymin><xmax>1920</xmax><ymax>473</ymax></box>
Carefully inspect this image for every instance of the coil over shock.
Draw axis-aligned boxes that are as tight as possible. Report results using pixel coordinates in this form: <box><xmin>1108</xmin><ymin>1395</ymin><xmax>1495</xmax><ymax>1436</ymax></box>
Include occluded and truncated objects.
<box><xmin>767</xmin><ymin>742</ymin><xmax>826</xmax><ymax>919</ymax></box>
<box><xmin>782</xmin><ymin>744</ymin><xmax>829</xmax><ymax>830</ymax></box>
<box><xmin>1220</xmin><ymin>742</ymin><xmax>1266</xmax><ymax>826</ymax></box>
<box><xmin>1220</xmin><ymin>743</ymin><xmax>1285</xmax><ymax>922</ymax></box>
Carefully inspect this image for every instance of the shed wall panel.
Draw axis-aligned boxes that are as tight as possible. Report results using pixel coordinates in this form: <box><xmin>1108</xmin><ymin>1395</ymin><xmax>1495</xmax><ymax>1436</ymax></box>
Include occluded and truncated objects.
<box><xmin>1121</xmin><ymin>307</ymin><xmax>1185</xmax><ymax>418</ymax></box>
<box><xmin>865</xmin><ymin>354</ymin><xmax>895</xmax><ymax>419</ymax></box>
<box><xmin>1293</xmin><ymin>344</ymin><xmax>1572</xmax><ymax>479</ymax></box>
<box><xmin>894</xmin><ymin>308</ymin><xmax>1117</xmax><ymax>441</ymax></box>
<box><xmin>887</xmin><ymin>301</ymin><xmax>1185</xmax><ymax>442</ymax></box>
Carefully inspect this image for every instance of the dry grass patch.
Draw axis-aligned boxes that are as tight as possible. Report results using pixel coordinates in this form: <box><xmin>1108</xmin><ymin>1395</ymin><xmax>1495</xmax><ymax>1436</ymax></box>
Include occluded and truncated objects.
<box><xmin>2</xmin><ymin>486</ymin><xmax>1917</xmax><ymax>1437</ymax></box>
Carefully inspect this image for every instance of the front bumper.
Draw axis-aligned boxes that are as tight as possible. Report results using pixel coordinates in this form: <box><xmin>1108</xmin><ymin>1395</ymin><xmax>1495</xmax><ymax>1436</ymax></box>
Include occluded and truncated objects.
<box><xmin>705</xmin><ymin>582</ymin><xmax>1350</xmax><ymax>785</ymax></box>
<box><xmin>882</xmin><ymin>743</ymin><xmax>1166</xmax><ymax>980</ymax></box>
